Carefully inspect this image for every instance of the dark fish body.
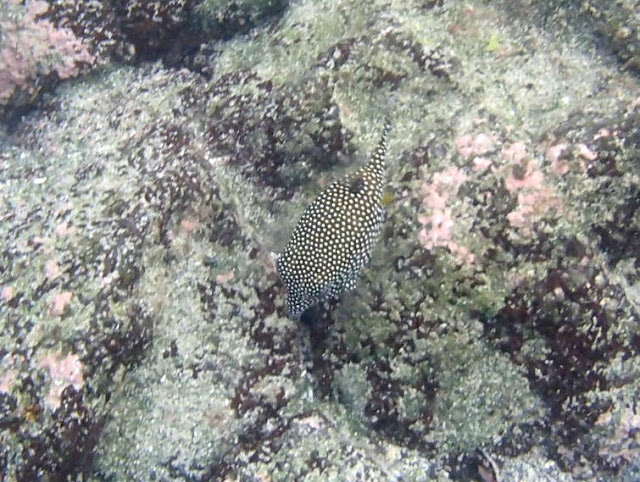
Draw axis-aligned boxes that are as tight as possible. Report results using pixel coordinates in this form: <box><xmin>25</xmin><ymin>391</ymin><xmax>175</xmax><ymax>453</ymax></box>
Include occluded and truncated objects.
<box><xmin>277</xmin><ymin>121</ymin><xmax>391</xmax><ymax>319</ymax></box>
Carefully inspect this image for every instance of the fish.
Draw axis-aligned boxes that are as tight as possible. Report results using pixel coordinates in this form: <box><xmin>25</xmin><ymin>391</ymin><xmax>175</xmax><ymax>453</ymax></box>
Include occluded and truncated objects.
<box><xmin>277</xmin><ymin>120</ymin><xmax>392</xmax><ymax>319</ymax></box>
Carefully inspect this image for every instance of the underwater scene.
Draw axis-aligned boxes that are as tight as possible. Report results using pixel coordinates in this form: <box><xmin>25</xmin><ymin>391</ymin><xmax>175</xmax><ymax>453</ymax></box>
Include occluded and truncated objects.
<box><xmin>1</xmin><ymin>0</ymin><xmax>640</xmax><ymax>480</ymax></box>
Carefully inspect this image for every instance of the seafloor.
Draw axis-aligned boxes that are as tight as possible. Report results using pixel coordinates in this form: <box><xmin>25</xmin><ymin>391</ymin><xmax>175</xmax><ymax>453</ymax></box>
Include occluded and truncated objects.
<box><xmin>1</xmin><ymin>0</ymin><xmax>639</xmax><ymax>481</ymax></box>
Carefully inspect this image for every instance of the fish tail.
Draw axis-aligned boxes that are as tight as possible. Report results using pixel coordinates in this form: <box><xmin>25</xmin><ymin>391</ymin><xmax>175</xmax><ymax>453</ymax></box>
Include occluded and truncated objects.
<box><xmin>368</xmin><ymin>119</ymin><xmax>392</xmax><ymax>176</ymax></box>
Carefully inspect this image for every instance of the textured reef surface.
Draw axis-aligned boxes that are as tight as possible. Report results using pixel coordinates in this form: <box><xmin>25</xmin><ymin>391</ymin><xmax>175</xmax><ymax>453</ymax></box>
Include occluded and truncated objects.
<box><xmin>1</xmin><ymin>0</ymin><xmax>639</xmax><ymax>481</ymax></box>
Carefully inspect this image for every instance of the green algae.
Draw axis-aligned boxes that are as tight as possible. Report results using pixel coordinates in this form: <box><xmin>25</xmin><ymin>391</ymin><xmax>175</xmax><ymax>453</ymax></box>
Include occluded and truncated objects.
<box><xmin>426</xmin><ymin>330</ymin><xmax>543</xmax><ymax>452</ymax></box>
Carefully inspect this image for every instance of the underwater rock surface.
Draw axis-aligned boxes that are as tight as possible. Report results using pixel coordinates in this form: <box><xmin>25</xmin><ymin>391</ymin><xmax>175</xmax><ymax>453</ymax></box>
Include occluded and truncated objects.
<box><xmin>0</xmin><ymin>0</ymin><xmax>639</xmax><ymax>480</ymax></box>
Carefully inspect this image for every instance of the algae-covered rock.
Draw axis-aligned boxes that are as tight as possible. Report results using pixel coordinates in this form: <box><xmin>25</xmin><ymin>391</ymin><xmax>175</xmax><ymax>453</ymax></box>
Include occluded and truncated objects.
<box><xmin>195</xmin><ymin>0</ymin><xmax>288</xmax><ymax>38</ymax></box>
<box><xmin>1</xmin><ymin>0</ymin><xmax>639</xmax><ymax>480</ymax></box>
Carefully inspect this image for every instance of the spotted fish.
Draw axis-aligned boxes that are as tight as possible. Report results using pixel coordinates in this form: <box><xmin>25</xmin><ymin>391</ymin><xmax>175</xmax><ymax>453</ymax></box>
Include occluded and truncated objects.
<box><xmin>277</xmin><ymin>121</ymin><xmax>392</xmax><ymax>319</ymax></box>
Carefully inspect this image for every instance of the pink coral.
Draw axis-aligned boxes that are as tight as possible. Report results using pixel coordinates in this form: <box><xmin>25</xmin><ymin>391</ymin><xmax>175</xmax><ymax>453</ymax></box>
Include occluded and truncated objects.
<box><xmin>504</xmin><ymin>163</ymin><xmax>544</xmax><ymax>192</ymax></box>
<box><xmin>45</xmin><ymin>258</ymin><xmax>61</xmax><ymax>279</ymax></box>
<box><xmin>49</xmin><ymin>290</ymin><xmax>72</xmax><ymax>316</ymax></box>
<box><xmin>38</xmin><ymin>352</ymin><xmax>84</xmax><ymax>409</ymax></box>
<box><xmin>54</xmin><ymin>221</ymin><xmax>77</xmax><ymax>237</ymax></box>
<box><xmin>216</xmin><ymin>271</ymin><xmax>235</xmax><ymax>284</ymax></box>
<box><xmin>418</xmin><ymin>208</ymin><xmax>455</xmax><ymax>250</ymax></box>
<box><xmin>472</xmin><ymin>156</ymin><xmax>492</xmax><ymax>171</ymax></box>
<box><xmin>546</xmin><ymin>143</ymin><xmax>569</xmax><ymax>175</ymax></box>
<box><xmin>0</xmin><ymin>0</ymin><xmax>95</xmax><ymax>104</ymax></box>
<box><xmin>456</xmin><ymin>133</ymin><xmax>497</xmax><ymax>159</ymax></box>
<box><xmin>180</xmin><ymin>218</ymin><xmax>199</xmax><ymax>232</ymax></box>
<box><xmin>457</xmin><ymin>132</ymin><xmax>565</xmax><ymax>237</ymax></box>
<box><xmin>1</xmin><ymin>285</ymin><xmax>16</xmax><ymax>302</ymax></box>
<box><xmin>503</xmin><ymin>156</ymin><xmax>561</xmax><ymax>233</ymax></box>
<box><xmin>0</xmin><ymin>369</ymin><xmax>17</xmax><ymax>393</ymax></box>
<box><xmin>501</xmin><ymin>141</ymin><xmax>529</xmax><ymax>163</ymax></box>
<box><xmin>576</xmin><ymin>143</ymin><xmax>598</xmax><ymax>161</ymax></box>
<box><xmin>418</xmin><ymin>167</ymin><xmax>475</xmax><ymax>265</ymax></box>
<box><xmin>452</xmin><ymin>131</ymin><xmax>567</xmax><ymax>241</ymax></box>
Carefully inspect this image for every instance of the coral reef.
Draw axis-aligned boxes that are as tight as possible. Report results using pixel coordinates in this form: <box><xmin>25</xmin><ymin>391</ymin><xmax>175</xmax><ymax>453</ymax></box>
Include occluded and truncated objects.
<box><xmin>0</xmin><ymin>0</ymin><xmax>95</xmax><ymax>121</ymax></box>
<box><xmin>0</xmin><ymin>0</ymin><xmax>639</xmax><ymax>480</ymax></box>
<box><xmin>0</xmin><ymin>0</ymin><xmax>290</xmax><ymax>124</ymax></box>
